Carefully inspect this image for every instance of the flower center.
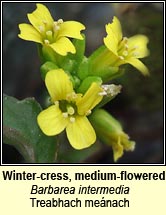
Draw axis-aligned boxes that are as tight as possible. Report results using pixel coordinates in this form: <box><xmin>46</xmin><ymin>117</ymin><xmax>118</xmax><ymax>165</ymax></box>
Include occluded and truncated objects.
<box><xmin>38</xmin><ymin>19</ymin><xmax>64</xmax><ymax>45</ymax></box>
<box><xmin>118</xmin><ymin>37</ymin><xmax>140</xmax><ymax>60</ymax></box>
<box><xmin>118</xmin><ymin>37</ymin><xmax>128</xmax><ymax>60</ymax></box>
<box><xmin>55</xmin><ymin>99</ymin><xmax>77</xmax><ymax>123</ymax></box>
<box><xmin>54</xmin><ymin>91</ymin><xmax>94</xmax><ymax>123</ymax></box>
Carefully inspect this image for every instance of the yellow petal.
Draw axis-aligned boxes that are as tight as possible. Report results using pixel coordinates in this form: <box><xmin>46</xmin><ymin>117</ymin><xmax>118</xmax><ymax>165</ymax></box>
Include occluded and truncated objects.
<box><xmin>77</xmin><ymin>83</ymin><xmax>103</xmax><ymax>115</ymax></box>
<box><xmin>104</xmin><ymin>34</ymin><xmax>118</xmax><ymax>55</ymax></box>
<box><xmin>112</xmin><ymin>137</ymin><xmax>124</xmax><ymax>162</ymax></box>
<box><xmin>125</xmin><ymin>58</ymin><xmax>149</xmax><ymax>75</ymax></box>
<box><xmin>128</xmin><ymin>35</ymin><xmax>150</xmax><ymax>58</ymax></box>
<box><xmin>28</xmin><ymin>3</ymin><xmax>54</xmax><ymax>32</ymax></box>
<box><xmin>112</xmin><ymin>134</ymin><xmax>135</xmax><ymax>162</ymax></box>
<box><xmin>57</xmin><ymin>21</ymin><xmax>85</xmax><ymax>40</ymax></box>
<box><xmin>45</xmin><ymin>69</ymin><xmax>73</xmax><ymax>101</ymax></box>
<box><xmin>18</xmin><ymin>24</ymin><xmax>43</xmax><ymax>43</ymax></box>
<box><xmin>66</xmin><ymin>116</ymin><xmax>96</xmax><ymax>149</ymax></box>
<box><xmin>37</xmin><ymin>105</ymin><xmax>68</xmax><ymax>136</ymax></box>
<box><xmin>49</xmin><ymin>37</ymin><xmax>76</xmax><ymax>56</ymax></box>
<box><xmin>104</xmin><ymin>16</ymin><xmax>123</xmax><ymax>55</ymax></box>
<box><xmin>105</xmin><ymin>16</ymin><xmax>122</xmax><ymax>43</ymax></box>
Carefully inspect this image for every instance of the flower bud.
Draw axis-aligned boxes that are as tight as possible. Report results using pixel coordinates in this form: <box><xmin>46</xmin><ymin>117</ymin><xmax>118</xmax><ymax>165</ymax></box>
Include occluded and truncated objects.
<box><xmin>77</xmin><ymin>76</ymin><xmax>102</xmax><ymax>94</ymax></box>
<box><xmin>40</xmin><ymin>61</ymin><xmax>59</xmax><ymax>80</ymax></box>
<box><xmin>89</xmin><ymin>109</ymin><xmax>135</xmax><ymax>162</ymax></box>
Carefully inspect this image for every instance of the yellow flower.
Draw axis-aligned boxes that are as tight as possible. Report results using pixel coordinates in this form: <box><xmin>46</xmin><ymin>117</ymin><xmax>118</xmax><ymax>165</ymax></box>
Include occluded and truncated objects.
<box><xmin>37</xmin><ymin>69</ymin><xmax>103</xmax><ymax>149</ymax></box>
<box><xmin>104</xmin><ymin>16</ymin><xmax>150</xmax><ymax>75</ymax></box>
<box><xmin>18</xmin><ymin>3</ymin><xmax>85</xmax><ymax>56</ymax></box>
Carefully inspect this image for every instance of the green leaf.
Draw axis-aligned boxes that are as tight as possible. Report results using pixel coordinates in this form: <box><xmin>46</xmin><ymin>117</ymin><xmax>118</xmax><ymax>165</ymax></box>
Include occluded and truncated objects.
<box><xmin>3</xmin><ymin>94</ymin><xmax>57</xmax><ymax>163</ymax></box>
<box><xmin>59</xmin><ymin>143</ymin><xmax>102</xmax><ymax>163</ymax></box>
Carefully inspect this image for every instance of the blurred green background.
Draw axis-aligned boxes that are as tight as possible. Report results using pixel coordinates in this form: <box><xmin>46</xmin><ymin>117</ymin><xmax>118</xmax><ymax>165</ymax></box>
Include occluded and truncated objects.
<box><xmin>3</xmin><ymin>2</ymin><xmax>164</xmax><ymax>164</ymax></box>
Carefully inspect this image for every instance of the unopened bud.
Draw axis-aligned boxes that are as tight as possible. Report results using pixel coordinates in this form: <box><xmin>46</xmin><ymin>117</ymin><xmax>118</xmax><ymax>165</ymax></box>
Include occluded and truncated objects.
<box><xmin>89</xmin><ymin>109</ymin><xmax>135</xmax><ymax>162</ymax></box>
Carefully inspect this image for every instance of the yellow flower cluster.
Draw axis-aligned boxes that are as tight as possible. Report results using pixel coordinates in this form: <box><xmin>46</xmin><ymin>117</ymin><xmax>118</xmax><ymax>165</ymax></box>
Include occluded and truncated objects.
<box><xmin>18</xmin><ymin>4</ymin><xmax>103</xmax><ymax>149</ymax></box>
<box><xmin>18</xmin><ymin>3</ymin><xmax>149</xmax><ymax>161</ymax></box>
